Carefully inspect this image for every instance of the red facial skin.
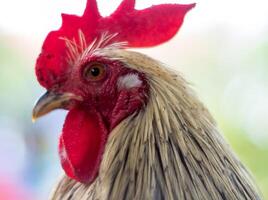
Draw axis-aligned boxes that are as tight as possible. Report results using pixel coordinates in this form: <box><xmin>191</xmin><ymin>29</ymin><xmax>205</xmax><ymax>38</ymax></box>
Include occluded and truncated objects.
<box><xmin>55</xmin><ymin>55</ymin><xmax>149</xmax><ymax>183</ymax></box>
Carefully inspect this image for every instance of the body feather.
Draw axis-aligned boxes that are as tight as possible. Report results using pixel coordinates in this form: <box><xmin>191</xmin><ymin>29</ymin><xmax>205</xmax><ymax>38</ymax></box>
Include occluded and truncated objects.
<box><xmin>50</xmin><ymin>49</ymin><xmax>261</xmax><ymax>200</ymax></box>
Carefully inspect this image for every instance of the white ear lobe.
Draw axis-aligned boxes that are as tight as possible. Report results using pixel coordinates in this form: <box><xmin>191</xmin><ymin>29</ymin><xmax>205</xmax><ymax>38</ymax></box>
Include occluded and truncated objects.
<box><xmin>117</xmin><ymin>74</ymin><xmax>142</xmax><ymax>90</ymax></box>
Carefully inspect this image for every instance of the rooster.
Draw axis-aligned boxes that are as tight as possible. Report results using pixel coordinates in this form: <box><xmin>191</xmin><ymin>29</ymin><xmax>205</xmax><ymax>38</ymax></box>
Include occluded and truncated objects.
<box><xmin>32</xmin><ymin>0</ymin><xmax>261</xmax><ymax>199</ymax></box>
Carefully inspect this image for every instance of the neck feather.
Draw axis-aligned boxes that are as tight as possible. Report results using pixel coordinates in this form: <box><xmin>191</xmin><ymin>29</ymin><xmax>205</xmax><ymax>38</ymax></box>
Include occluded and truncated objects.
<box><xmin>50</xmin><ymin>50</ymin><xmax>261</xmax><ymax>200</ymax></box>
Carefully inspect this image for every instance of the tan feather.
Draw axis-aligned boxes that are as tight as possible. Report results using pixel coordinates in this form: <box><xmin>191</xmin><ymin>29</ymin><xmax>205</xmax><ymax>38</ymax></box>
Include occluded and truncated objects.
<box><xmin>50</xmin><ymin>49</ymin><xmax>261</xmax><ymax>200</ymax></box>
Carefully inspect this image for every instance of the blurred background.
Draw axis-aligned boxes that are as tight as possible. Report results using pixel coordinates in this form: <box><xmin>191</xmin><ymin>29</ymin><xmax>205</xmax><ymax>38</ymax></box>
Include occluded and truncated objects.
<box><xmin>0</xmin><ymin>0</ymin><xmax>267</xmax><ymax>199</ymax></box>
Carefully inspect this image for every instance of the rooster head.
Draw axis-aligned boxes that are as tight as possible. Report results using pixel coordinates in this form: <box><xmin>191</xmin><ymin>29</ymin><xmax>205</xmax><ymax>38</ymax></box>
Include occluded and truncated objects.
<box><xmin>32</xmin><ymin>0</ymin><xmax>194</xmax><ymax>184</ymax></box>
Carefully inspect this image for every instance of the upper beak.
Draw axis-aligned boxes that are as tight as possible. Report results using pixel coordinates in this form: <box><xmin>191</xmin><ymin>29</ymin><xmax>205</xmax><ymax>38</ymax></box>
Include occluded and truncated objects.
<box><xmin>32</xmin><ymin>91</ymin><xmax>82</xmax><ymax>122</ymax></box>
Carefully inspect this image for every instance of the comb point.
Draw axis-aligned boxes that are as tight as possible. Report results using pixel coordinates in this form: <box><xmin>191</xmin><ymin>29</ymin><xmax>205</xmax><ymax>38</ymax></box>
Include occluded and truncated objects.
<box><xmin>83</xmin><ymin>0</ymin><xmax>101</xmax><ymax>18</ymax></box>
<box><xmin>115</xmin><ymin>0</ymin><xmax>136</xmax><ymax>14</ymax></box>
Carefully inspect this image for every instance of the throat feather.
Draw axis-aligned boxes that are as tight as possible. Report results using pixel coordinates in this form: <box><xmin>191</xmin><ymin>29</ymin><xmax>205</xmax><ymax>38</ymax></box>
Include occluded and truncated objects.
<box><xmin>87</xmin><ymin>74</ymin><xmax>260</xmax><ymax>200</ymax></box>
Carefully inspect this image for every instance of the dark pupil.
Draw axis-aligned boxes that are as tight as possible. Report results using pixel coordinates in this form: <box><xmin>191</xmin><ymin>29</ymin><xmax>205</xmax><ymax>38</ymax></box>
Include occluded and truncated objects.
<box><xmin>90</xmin><ymin>67</ymin><xmax>100</xmax><ymax>77</ymax></box>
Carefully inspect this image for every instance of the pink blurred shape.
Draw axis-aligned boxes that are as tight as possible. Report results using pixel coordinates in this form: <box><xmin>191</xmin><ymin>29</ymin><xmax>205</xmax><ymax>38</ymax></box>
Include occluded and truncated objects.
<box><xmin>0</xmin><ymin>176</ymin><xmax>33</xmax><ymax>200</ymax></box>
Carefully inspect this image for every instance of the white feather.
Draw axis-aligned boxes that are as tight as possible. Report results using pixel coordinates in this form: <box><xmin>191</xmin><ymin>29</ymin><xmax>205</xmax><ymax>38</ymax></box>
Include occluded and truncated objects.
<box><xmin>117</xmin><ymin>74</ymin><xmax>142</xmax><ymax>90</ymax></box>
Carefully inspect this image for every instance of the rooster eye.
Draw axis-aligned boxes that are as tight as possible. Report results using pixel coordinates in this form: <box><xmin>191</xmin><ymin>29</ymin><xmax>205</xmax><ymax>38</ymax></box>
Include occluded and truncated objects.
<box><xmin>82</xmin><ymin>62</ymin><xmax>106</xmax><ymax>82</ymax></box>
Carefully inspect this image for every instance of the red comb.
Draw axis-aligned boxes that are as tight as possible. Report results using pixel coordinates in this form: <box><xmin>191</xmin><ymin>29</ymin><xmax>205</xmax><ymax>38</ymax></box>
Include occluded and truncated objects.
<box><xmin>35</xmin><ymin>0</ymin><xmax>195</xmax><ymax>88</ymax></box>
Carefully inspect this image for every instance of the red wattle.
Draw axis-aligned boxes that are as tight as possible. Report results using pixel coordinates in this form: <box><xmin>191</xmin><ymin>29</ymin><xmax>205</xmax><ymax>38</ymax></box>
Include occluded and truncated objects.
<box><xmin>59</xmin><ymin>107</ymin><xmax>107</xmax><ymax>183</ymax></box>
